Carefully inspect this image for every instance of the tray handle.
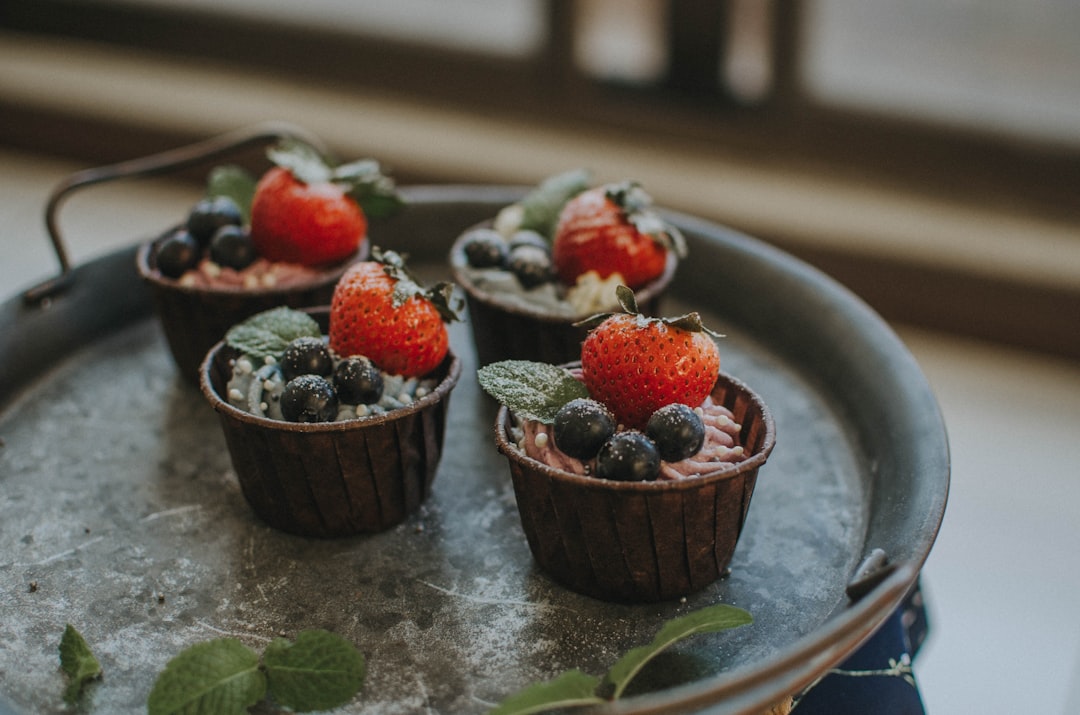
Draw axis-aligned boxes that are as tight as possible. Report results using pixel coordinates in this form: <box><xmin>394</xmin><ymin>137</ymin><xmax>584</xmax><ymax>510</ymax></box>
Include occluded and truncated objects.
<box><xmin>22</xmin><ymin>121</ymin><xmax>329</xmax><ymax>305</ymax></box>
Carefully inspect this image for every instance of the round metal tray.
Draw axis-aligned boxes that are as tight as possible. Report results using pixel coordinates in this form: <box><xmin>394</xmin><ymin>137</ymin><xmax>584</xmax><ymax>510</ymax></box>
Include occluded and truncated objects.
<box><xmin>0</xmin><ymin>185</ymin><xmax>948</xmax><ymax>715</ymax></box>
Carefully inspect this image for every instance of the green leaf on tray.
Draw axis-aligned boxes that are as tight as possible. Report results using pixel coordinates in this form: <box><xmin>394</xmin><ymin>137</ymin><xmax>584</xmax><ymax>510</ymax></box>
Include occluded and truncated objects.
<box><xmin>518</xmin><ymin>168</ymin><xmax>592</xmax><ymax>238</ymax></box>
<box><xmin>602</xmin><ymin>604</ymin><xmax>753</xmax><ymax>700</ymax></box>
<box><xmin>225</xmin><ymin>306</ymin><xmax>322</xmax><ymax>361</ymax></box>
<box><xmin>59</xmin><ymin>624</ymin><xmax>103</xmax><ymax>705</ymax></box>
<box><xmin>487</xmin><ymin>669</ymin><xmax>604</xmax><ymax>715</ymax></box>
<box><xmin>477</xmin><ymin>360</ymin><xmax>589</xmax><ymax>423</ymax></box>
<box><xmin>206</xmin><ymin>164</ymin><xmax>257</xmax><ymax>221</ymax></box>
<box><xmin>263</xmin><ymin>630</ymin><xmax>366</xmax><ymax>713</ymax></box>
<box><xmin>147</xmin><ymin>638</ymin><xmax>266</xmax><ymax>715</ymax></box>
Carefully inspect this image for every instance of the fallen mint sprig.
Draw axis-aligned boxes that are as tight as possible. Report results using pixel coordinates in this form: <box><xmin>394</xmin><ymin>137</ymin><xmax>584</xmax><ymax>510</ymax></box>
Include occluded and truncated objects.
<box><xmin>488</xmin><ymin>603</ymin><xmax>752</xmax><ymax>715</ymax></box>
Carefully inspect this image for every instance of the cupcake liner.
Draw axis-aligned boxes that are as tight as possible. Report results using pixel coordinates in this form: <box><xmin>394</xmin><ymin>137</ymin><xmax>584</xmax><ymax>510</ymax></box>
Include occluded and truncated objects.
<box><xmin>200</xmin><ymin>311</ymin><xmax>461</xmax><ymax>538</ymax></box>
<box><xmin>450</xmin><ymin>225</ymin><xmax>676</xmax><ymax>367</ymax></box>
<box><xmin>137</xmin><ymin>237</ymin><xmax>366</xmax><ymax>385</ymax></box>
<box><xmin>495</xmin><ymin>371</ymin><xmax>775</xmax><ymax>602</ymax></box>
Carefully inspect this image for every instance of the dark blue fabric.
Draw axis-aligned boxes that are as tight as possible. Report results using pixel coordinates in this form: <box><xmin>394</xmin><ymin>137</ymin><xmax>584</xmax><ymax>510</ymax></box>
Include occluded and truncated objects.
<box><xmin>792</xmin><ymin>579</ymin><xmax>929</xmax><ymax>714</ymax></box>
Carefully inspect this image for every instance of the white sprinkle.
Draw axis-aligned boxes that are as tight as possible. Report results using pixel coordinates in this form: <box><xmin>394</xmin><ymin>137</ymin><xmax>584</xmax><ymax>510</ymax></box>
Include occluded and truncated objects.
<box><xmin>416</xmin><ymin>387</ymin><xmax>429</xmax><ymax>398</ymax></box>
<box><xmin>730</xmin><ymin>446</ymin><xmax>744</xmax><ymax>456</ymax></box>
<box><xmin>243</xmin><ymin>274</ymin><xmax>259</xmax><ymax>290</ymax></box>
<box><xmin>534</xmin><ymin>432</ymin><xmax>549</xmax><ymax>448</ymax></box>
<box><xmin>260</xmin><ymin>402</ymin><xmax>269</xmax><ymax>412</ymax></box>
<box><xmin>263</xmin><ymin>379</ymin><xmax>276</xmax><ymax>391</ymax></box>
<box><xmin>694</xmin><ymin>407</ymin><xmax>705</xmax><ymax>417</ymax></box>
<box><xmin>264</xmin><ymin>355</ymin><xmax>277</xmax><ymax>365</ymax></box>
<box><xmin>178</xmin><ymin>274</ymin><xmax>197</xmax><ymax>287</ymax></box>
<box><xmin>356</xmin><ymin>405</ymin><xmax>370</xmax><ymax>417</ymax></box>
<box><xmin>236</xmin><ymin>358</ymin><xmax>253</xmax><ymax>375</ymax></box>
<box><xmin>228</xmin><ymin>388</ymin><xmax>245</xmax><ymax>401</ymax></box>
<box><xmin>261</xmin><ymin>273</ymin><xmax>278</xmax><ymax>288</ymax></box>
<box><xmin>204</xmin><ymin>262</ymin><xmax>222</xmax><ymax>278</ymax></box>
<box><xmin>398</xmin><ymin>393</ymin><xmax>413</xmax><ymax>404</ymax></box>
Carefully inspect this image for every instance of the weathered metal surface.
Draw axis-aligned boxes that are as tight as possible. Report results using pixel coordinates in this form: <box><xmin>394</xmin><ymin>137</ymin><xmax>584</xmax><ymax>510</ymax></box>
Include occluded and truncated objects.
<box><xmin>0</xmin><ymin>187</ymin><xmax>948</xmax><ymax>715</ymax></box>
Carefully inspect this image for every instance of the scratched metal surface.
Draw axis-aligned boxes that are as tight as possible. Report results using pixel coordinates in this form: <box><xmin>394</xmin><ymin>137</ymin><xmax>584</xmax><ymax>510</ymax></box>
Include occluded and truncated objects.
<box><xmin>0</xmin><ymin>187</ymin><xmax>947</xmax><ymax>715</ymax></box>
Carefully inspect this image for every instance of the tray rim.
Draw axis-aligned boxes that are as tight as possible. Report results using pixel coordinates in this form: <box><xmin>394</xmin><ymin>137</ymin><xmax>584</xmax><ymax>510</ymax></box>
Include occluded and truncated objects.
<box><xmin>0</xmin><ymin>184</ymin><xmax>949</xmax><ymax>715</ymax></box>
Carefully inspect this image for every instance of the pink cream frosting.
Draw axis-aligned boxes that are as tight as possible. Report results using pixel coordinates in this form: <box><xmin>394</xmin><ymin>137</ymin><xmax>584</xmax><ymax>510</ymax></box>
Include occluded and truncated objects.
<box><xmin>519</xmin><ymin>395</ymin><xmax>747</xmax><ymax>480</ymax></box>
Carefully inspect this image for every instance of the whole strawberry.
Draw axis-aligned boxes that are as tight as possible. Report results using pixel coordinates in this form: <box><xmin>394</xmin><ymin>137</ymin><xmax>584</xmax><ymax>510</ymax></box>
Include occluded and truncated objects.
<box><xmin>551</xmin><ymin>182</ymin><xmax>685</xmax><ymax>289</ymax></box>
<box><xmin>329</xmin><ymin>248</ymin><xmax>460</xmax><ymax>377</ymax></box>
<box><xmin>578</xmin><ymin>286</ymin><xmax>720</xmax><ymax>429</ymax></box>
<box><xmin>250</xmin><ymin>140</ymin><xmax>403</xmax><ymax>266</ymax></box>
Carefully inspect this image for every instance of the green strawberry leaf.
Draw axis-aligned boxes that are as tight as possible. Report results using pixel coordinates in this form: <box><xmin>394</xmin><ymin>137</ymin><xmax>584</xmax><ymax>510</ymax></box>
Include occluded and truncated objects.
<box><xmin>263</xmin><ymin>630</ymin><xmax>366</xmax><ymax>713</ymax></box>
<box><xmin>147</xmin><ymin>638</ymin><xmax>266</xmax><ymax>715</ymax></box>
<box><xmin>605</xmin><ymin>181</ymin><xmax>687</xmax><ymax>259</ymax></box>
<box><xmin>487</xmin><ymin>669</ymin><xmax>603</xmax><ymax>715</ymax></box>
<box><xmin>267</xmin><ymin>138</ymin><xmax>333</xmax><ymax>184</ymax></box>
<box><xmin>477</xmin><ymin>360</ymin><xmax>589</xmax><ymax>423</ymax></box>
<box><xmin>59</xmin><ymin>624</ymin><xmax>102</xmax><ymax>705</ymax></box>
<box><xmin>206</xmin><ymin>165</ymin><xmax>257</xmax><ymax>221</ymax></box>
<box><xmin>225</xmin><ymin>306</ymin><xmax>322</xmax><ymax>361</ymax></box>
<box><xmin>518</xmin><ymin>168</ymin><xmax>592</xmax><ymax>238</ymax></box>
<box><xmin>602</xmin><ymin>604</ymin><xmax>753</xmax><ymax>700</ymax></box>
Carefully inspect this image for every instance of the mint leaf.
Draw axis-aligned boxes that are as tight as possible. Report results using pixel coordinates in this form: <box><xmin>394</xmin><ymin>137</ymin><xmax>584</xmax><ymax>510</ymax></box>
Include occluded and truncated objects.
<box><xmin>602</xmin><ymin>604</ymin><xmax>752</xmax><ymax>699</ymax></box>
<box><xmin>147</xmin><ymin>638</ymin><xmax>265</xmax><ymax>715</ymax></box>
<box><xmin>267</xmin><ymin>139</ymin><xmax>333</xmax><ymax>184</ymax></box>
<box><xmin>206</xmin><ymin>165</ymin><xmax>257</xmax><ymax>222</ymax></box>
<box><xmin>59</xmin><ymin>624</ymin><xmax>102</xmax><ymax>705</ymax></box>
<box><xmin>488</xmin><ymin>669</ymin><xmax>603</xmax><ymax>715</ymax></box>
<box><xmin>225</xmin><ymin>307</ymin><xmax>322</xmax><ymax>361</ymax></box>
<box><xmin>519</xmin><ymin>168</ymin><xmax>592</xmax><ymax>238</ymax></box>
<box><xmin>263</xmin><ymin>630</ymin><xmax>366</xmax><ymax>713</ymax></box>
<box><xmin>477</xmin><ymin>360</ymin><xmax>589</xmax><ymax>423</ymax></box>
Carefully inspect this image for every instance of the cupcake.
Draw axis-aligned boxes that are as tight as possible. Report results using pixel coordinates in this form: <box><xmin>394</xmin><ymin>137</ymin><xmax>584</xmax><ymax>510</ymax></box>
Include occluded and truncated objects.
<box><xmin>450</xmin><ymin>170</ymin><xmax>684</xmax><ymax>367</ymax></box>
<box><xmin>479</xmin><ymin>286</ymin><xmax>775</xmax><ymax>602</ymax></box>
<box><xmin>139</xmin><ymin>138</ymin><xmax>402</xmax><ymax>385</ymax></box>
<box><xmin>200</xmin><ymin>249</ymin><xmax>462</xmax><ymax>538</ymax></box>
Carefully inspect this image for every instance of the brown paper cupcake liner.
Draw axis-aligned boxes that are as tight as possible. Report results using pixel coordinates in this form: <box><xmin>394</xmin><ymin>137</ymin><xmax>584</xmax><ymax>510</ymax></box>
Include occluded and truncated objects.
<box><xmin>137</xmin><ymin>237</ymin><xmax>366</xmax><ymax>385</ymax></box>
<box><xmin>495</xmin><ymin>371</ymin><xmax>775</xmax><ymax>602</ymax></box>
<box><xmin>449</xmin><ymin>224</ymin><xmax>676</xmax><ymax>367</ymax></box>
<box><xmin>200</xmin><ymin>315</ymin><xmax>461</xmax><ymax>538</ymax></box>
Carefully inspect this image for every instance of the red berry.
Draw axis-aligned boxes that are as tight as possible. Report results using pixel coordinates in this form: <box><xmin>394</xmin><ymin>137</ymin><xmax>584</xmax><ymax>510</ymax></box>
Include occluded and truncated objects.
<box><xmin>580</xmin><ymin>311</ymin><xmax>720</xmax><ymax>430</ymax></box>
<box><xmin>250</xmin><ymin>167</ymin><xmax>367</xmax><ymax>266</ymax></box>
<box><xmin>552</xmin><ymin>184</ymin><xmax>673</xmax><ymax>289</ymax></box>
<box><xmin>329</xmin><ymin>252</ymin><xmax>456</xmax><ymax>378</ymax></box>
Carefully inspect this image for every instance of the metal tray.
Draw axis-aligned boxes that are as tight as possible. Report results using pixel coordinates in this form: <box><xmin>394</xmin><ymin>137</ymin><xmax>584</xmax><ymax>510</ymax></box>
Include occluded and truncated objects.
<box><xmin>0</xmin><ymin>185</ymin><xmax>948</xmax><ymax>715</ymax></box>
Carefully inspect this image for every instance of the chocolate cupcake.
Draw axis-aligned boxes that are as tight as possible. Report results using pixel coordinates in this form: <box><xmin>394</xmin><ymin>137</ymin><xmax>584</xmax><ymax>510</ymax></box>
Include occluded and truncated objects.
<box><xmin>480</xmin><ymin>287</ymin><xmax>775</xmax><ymax>602</ymax></box>
<box><xmin>450</xmin><ymin>170</ymin><xmax>682</xmax><ymax>367</ymax></box>
<box><xmin>200</xmin><ymin>251</ymin><xmax>462</xmax><ymax>538</ymax></box>
<box><xmin>140</xmin><ymin>138</ymin><xmax>401</xmax><ymax>384</ymax></box>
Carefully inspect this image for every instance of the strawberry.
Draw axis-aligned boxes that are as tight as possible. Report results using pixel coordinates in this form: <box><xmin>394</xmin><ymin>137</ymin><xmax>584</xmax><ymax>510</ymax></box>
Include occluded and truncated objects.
<box><xmin>250</xmin><ymin>139</ymin><xmax>402</xmax><ymax>266</ymax></box>
<box><xmin>577</xmin><ymin>285</ymin><xmax>721</xmax><ymax>429</ymax></box>
<box><xmin>551</xmin><ymin>182</ymin><xmax>685</xmax><ymax>289</ymax></box>
<box><xmin>329</xmin><ymin>248</ymin><xmax>460</xmax><ymax>377</ymax></box>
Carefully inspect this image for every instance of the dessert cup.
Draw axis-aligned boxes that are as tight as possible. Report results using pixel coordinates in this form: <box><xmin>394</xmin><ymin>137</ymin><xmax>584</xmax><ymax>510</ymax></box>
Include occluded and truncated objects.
<box><xmin>450</xmin><ymin>223</ymin><xmax>676</xmax><ymax>367</ymax></box>
<box><xmin>138</xmin><ymin>241</ymin><xmax>365</xmax><ymax>385</ymax></box>
<box><xmin>200</xmin><ymin>308</ymin><xmax>461</xmax><ymax>538</ymax></box>
<box><xmin>494</xmin><ymin>370</ymin><xmax>775</xmax><ymax>602</ymax></box>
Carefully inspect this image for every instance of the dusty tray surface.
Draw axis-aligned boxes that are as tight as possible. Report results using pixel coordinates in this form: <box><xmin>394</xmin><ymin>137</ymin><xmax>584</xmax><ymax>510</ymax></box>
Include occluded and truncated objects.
<box><xmin>0</xmin><ymin>186</ymin><xmax>947</xmax><ymax>715</ymax></box>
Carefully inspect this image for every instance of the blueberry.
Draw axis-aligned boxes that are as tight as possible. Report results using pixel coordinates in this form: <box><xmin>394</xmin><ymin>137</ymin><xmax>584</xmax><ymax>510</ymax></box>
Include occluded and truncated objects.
<box><xmin>209</xmin><ymin>225</ymin><xmax>257</xmax><ymax>270</ymax></box>
<box><xmin>280</xmin><ymin>337</ymin><xmax>334</xmax><ymax>382</ymax></box>
<box><xmin>187</xmin><ymin>196</ymin><xmax>243</xmax><ymax>246</ymax></box>
<box><xmin>280</xmin><ymin>374</ymin><xmax>338</xmax><ymax>423</ymax></box>
<box><xmin>155</xmin><ymin>229</ymin><xmax>201</xmax><ymax>278</ymax></box>
<box><xmin>507</xmin><ymin>244</ymin><xmax>553</xmax><ymax>289</ymax></box>
<box><xmin>596</xmin><ymin>431</ymin><xmax>661</xmax><ymax>481</ymax></box>
<box><xmin>334</xmin><ymin>356</ymin><xmax>384</xmax><ymax>405</ymax></box>
<box><xmin>646</xmin><ymin>403</ymin><xmax>706</xmax><ymax>462</ymax></box>
<box><xmin>507</xmin><ymin>230</ymin><xmax>548</xmax><ymax>252</ymax></box>
<box><xmin>461</xmin><ymin>229</ymin><xmax>508</xmax><ymax>268</ymax></box>
<box><xmin>553</xmin><ymin>398</ymin><xmax>615</xmax><ymax>460</ymax></box>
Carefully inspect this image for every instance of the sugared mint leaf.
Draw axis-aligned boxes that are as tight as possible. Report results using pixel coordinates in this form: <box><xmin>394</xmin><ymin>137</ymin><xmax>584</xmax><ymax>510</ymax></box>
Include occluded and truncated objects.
<box><xmin>225</xmin><ymin>307</ymin><xmax>322</xmax><ymax>361</ymax></box>
<box><xmin>206</xmin><ymin>165</ymin><xmax>257</xmax><ymax>222</ymax></box>
<box><xmin>263</xmin><ymin>630</ymin><xmax>366</xmax><ymax>713</ymax></box>
<box><xmin>147</xmin><ymin>638</ymin><xmax>265</xmax><ymax>715</ymax></box>
<box><xmin>519</xmin><ymin>168</ymin><xmax>592</xmax><ymax>238</ymax></box>
<box><xmin>59</xmin><ymin>624</ymin><xmax>102</xmax><ymax>705</ymax></box>
<box><xmin>602</xmin><ymin>604</ymin><xmax>752</xmax><ymax>699</ymax></box>
<box><xmin>477</xmin><ymin>360</ymin><xmax>589</xmax><ymax>423</ymax></box>
<box><xmin>267</xmin><ymin>139</ymin><xmax>332</xmax><ymax>184</ymax></box>
<box><xmin>488</xmin><ymin>669</ymin><xmax>603</xmax><ymax>715</ymax></box>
